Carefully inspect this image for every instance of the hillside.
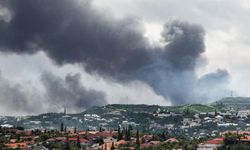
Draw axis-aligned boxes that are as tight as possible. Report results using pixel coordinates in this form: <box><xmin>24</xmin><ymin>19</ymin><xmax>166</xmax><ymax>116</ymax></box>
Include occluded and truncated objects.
<box><xmin>84</xmin><ymin>104</ymin><xmax>224</xmax><ymax>115</ymax></box>
<box><xmin>210</xmin><ymin>97</ymin><xmax>250</xmax><ymax>110</ymax></box>
<box><xmin>5</xmin><ymin>97</ymin><xmax>250</xmax><ymax>130</ymax></box>
<box><xmin>0</xmin><ymin>103</ymin><xmax>227</xmax><ymax>130</ymax></box>
<box><xmin>165</xmin><ymin>104</ymin><xmax>225</xmax><ymax>113</ymax></box>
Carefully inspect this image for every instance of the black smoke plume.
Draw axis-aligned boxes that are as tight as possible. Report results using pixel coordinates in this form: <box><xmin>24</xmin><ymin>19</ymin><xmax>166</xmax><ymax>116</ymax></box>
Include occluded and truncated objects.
<box><xmin>0</xmin><ymin>0</ymin><xmax>230</xmax><ymax>106</ymax></box>
<box><xmin>41</xmin><ymin>72</ymin><xmax>107</xmax><ymax>112</ymax></box>
<box><xmin>0</xmin><ymin>72</ymin><xmax>42</xmax><ymax>115</ymax></box>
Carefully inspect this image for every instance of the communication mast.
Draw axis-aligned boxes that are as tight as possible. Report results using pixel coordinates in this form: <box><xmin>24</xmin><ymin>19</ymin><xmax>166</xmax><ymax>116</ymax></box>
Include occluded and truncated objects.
<box><xmin>230</xmin><ymin>91</ymin><xmax>234</xmax><ymax>97</ymax></box>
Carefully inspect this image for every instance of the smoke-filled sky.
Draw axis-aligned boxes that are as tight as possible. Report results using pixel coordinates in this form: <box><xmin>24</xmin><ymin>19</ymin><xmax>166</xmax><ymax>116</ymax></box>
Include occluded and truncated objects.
<box><xmin>0</xmin><ymin>0</ymin><xmax>248</xmax><ymax>115</ymax></box>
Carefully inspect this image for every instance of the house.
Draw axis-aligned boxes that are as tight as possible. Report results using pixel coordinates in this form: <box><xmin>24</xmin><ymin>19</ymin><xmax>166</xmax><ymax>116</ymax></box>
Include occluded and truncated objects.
<box><xmin>5</xmin><ymin>142</ymin><xmax>29</xmax><ymax>149</ymax></box>
<box><xmin>166</xmin><ymin>138</ymin><xmax>179</xmax><ymax>143</ymax></box>
<box><xmin>215</xmin><ymin>115</ymin><xmax>223</xmax><ymax>122</ymax></box>
<box><xmin>220</xmin><ymin>131</ymin><xmax>250</xmax><ymax>136</ymax></box>
<box><xmin>115</xmin><ymin>140</ymin><xmax>128</xmax><ymax>146</ymax></box>
<box><xmin>140</xmin><ymin>141</ymin><xmax>161</xmax><ymax>149</ymax></box>
<box><xmin>20</xmin><ymin>136</ymin><xmax>39</xmax><ymax>142</ymax></box>
<box><xmin>197</xmin><ymin>138</ymin><xmax>224</xmax><ymax>150</ymax></box>
<box><xmin>104</xmin><ymin>137</ymin><xmax>117</xmax><ymax>143</ymax></box>
<box><xmin>68</xmin><ymin>137</ymin><xmax>89</xmax><ymax>144</ymax></box>
<box><xmin>142</xmin><ymin>135</ymin><xmax>153</xmax><ymax>142</ymax></box>
<box><xmin>238</xmin><ymin>110</ymin><xmax>250</xmax><ymax>118</ymax></box>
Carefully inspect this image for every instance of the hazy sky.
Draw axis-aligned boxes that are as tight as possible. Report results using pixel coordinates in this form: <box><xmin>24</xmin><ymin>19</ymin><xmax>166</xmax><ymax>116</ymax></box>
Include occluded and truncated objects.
<box><xmin>0</xmin><ymin>0</ymin><xmax>249</xmax><ymax>115</ymax></box>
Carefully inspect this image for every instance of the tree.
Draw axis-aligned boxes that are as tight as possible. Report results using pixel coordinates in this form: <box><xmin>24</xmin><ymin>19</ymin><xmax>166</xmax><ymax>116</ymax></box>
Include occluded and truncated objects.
<box><xmin>135</xmin><ymin>129</ymin><xmax>140</xmax><ymax>150</ymax></box>
<box><xmin>230</xmin><ymin>144</ymin><xmax>250</xmax><ymax>150</ymax></box>
<box><xmin>118</xmin><ymin>126</ymin><xmax>123</xmax><ymax>140</ymax></box>
<box><xmin>105</xmin><ymin>143</ymin><xmax>107</xmax><ymax>150</ymax></box>
<box><xmin>74</xmin><ymin>127</ymin><xmax>77</xmax><ymax>133</ymax></box>
<box><xmin>16</xmin><ymin>126</ymin><xmax>24</xmax><ymax>130</ymax></box>
<box><xmin>77</xmin><ymin>135</ymin><xmax>81</xmax><ymax>149</ymax></box>
<box><xmin>64</xmin><ymin>136</ymin><xmax>70</xmax><ymax>150</ymax></box>
<box><xmin>224</xmin><ymin>132</ymin><xmax>246</xmax><ymax>147</ymax></box>
<box><xmin>124</xmin><ymin>125</ymin><xmax>133</xmax><ymax>141</ymax></box>
<box><xmin>215</xmin><ymin>109</ymin><xmax>218</xmax><ymax>116</ymax></box>
<box><xmin>125</xmin><ymin>128</ymin><xmax>129</xmax><ymax>141</ymax></box>
<box><xmin>136</xmin><ymin>129</ymin><xmax>140</xmax><ymax>145</ymax></box>
<box><xmin>60</xmin><ymin>122</ymin><xmax>64</xmax><ymax>132</ymax></box>
<box><xmin>160</xmin><ymin>132</ymin><xmax>166</xmax><ymax>140</ymax></box>
<box><xmin>111</xmin><ymin>142</ymin><xmax>115</xmax><ymax>150</ymax></box>
<box><xmin>64</xmin><ymin>126</ymin><xmax>67</xmax><ymax>133</ymax></box>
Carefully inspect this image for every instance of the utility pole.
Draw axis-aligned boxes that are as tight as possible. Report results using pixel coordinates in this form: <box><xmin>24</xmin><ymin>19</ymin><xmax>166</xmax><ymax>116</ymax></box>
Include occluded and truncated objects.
<box><xmin>231</xmin><ymin>91</ymin><xmax>234</xmax><ymax>97</ymax></box>
<box><xmin>126</xmin><ymin>96</ymin><xmax>128</xmax><ymax>105</ymax></box>
<box><xmin>64</xmin><ymin>107</ymin><xmax>66</xmax><ymax>115</ymax></box>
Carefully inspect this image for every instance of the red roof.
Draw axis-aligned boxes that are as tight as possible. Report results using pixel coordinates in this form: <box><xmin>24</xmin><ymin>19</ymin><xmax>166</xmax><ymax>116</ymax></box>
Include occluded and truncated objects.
<box><xmin>68</xmin><ymin>138</ymin><xmax>89</xmax><ymax>143</ymax></box>
<box><xmin>240</xmin><ymin>136</ymin><xmax>250</xmax><ymax>142</ymax></box>
<box><xmin>203</xmin><ymin>138</ymin><xmax>224</xmax><ymax>145</ymax></box>
<box><xmin>221</xmin><ymin>131</ymin><xmax>250</xmax><ymax>136</ymax></box>
<box><xmin>166</xmin><ymin>138</ymin><xmax>179</xmax><ymax>143</ymax></box>
<box><xmin>5</xmin><ymin>142</ymin><xmax>28</xmax><ymax>148</ymax></box>
<box><xmin>149</xmin><ymin>141</ymin><xmax>161</xmax><ymax>145</ymax></box>
<box><xmin>115</xmin><ymin>140</ymin><xmax>128</xmax><ymax>146</ymax></box>
<box><xmin>55</xmin><ymin>137</ymin><xmax>67</xmax><ymax>141</ymax></box>
<box><xmin>47</xmin><ymin>138</ymin><xmax>56</xmax><ymax>142</ymax></box>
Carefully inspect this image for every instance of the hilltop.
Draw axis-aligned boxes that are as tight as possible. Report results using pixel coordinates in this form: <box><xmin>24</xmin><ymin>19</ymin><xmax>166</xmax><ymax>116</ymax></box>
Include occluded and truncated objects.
<box><xmin>2</xmin><ymin>97</ymin><xmax>250</xmax><ymax>130</ymax></box>
<box><xmin>210</xmin><ymin>97</ymin><xmax>250</xmax><ymax>110</ymax></box>
<box><xmin>84</xmin><ymin>103</ymin><xmax>225</xmax><ymax>115</ymax></box>
<box><xmin>0</xmin><ymin>103</ymin><xmax>228</xmax><ymax>130</ymax></box>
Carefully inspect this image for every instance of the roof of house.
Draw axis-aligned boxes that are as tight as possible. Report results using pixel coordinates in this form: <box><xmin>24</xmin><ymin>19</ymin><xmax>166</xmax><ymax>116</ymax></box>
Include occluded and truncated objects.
<box><xmin>221</xmin><ymin>131</ymin><xmax>250</xmax><ymax>135</ymax></box>
<box><xmin>240</xmin><ymin>136</ymin><xmax>250</xmax><ymax>142</ymax></box>
<box><xmin>202</xmin><ymin>138</ymin><xmax>224</xmax><ymax>145</ymax></box>
<box><xmin>5</xmin><ymin>142</ymin><xmax>28</xmax><ymax>148</ymax></box>
<box><xmin>166</xmin><ymin>138</ymin><xmax>179</xmax><ymax>143</ymax></box>
<box><xmin>149</xmin><ymin>141</ymin><xmax>161</xmax><ymax>145</ymax></box>
<box><xmin>140</xmin><ymin>141</ymin><xmax>161</xmax><ymax>149</ymax></box>
<box><xmin>115</xmin><ymin>140</ymin><xmax>128</xmax><ymax>146</ymax></box>
<box><xmin>68</xmin><ymin>137</ymin><xmax>89</xmax><ymax>143</ymax></box>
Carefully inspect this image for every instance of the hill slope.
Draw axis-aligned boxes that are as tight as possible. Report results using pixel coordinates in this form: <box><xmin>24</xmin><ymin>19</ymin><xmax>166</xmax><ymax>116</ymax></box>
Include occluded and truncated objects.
<box><xmin>210</xmin><ymin>97</ymin><xmax>250</xmax><ymax>110</ymax></box>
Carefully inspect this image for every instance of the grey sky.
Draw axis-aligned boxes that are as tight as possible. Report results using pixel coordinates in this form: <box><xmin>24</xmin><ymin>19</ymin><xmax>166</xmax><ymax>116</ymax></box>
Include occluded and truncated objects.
<box><xmin>0</xmin><ymin>0</ymin><xmax>249</xmax><ymax>115</ymax></box>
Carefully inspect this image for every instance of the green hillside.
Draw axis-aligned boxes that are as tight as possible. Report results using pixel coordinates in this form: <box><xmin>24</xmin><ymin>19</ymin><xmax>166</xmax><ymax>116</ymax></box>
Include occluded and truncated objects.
<box><xmin>210</xmin><ymin>97</ymin><xmax>250</xmax><ymax>110</ymax></box>
<box><xmin>163</xmin><ymin>104</ymin><xmax>226</xmax><ymax>113</ymax></box>
<box><xmin>83</xmin><ymin>103</ymin><xmax>226</xmax><ymax>115</ymax></box>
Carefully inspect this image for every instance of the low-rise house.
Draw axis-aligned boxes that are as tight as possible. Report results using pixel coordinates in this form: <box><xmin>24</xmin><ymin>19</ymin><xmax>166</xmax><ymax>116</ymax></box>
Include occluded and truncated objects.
<box><xmin>104</xmin><ymin>137</ymin><xmax>117</xmax><ymax>143</ymax></box>
<box><xmin>215</xmin><ymin>115</ymin><xmax>223</xmax><ymax>122</ymax></box>
<box><xmin>20</xmin><ymin>136</ymin><xmax>39</xmax><ymax>142</ymax></box>
<box><xmin>140</xmin><ymin>141</ymin><xmax>161</xmax><ymax>149</ymax></box>
<box><xmin>220</xmin><ymin>130</ymin><xmax>250</xmax><ymax>136</ymax></box>
<box><xmin>238</xmin><ymin>110</ymin><xmax>250</xmax><ymax>118</ymax></box>
<box><xmin>197</xmin><ymin>138</ymin><xmax>224</xmax><ymax>150</ymax></box>
<box><xmin>5</xmin><ymin>142</ymin><xmax>29</xmax><ymax>149</ymax></box>
<box><xmin>166</xmin><ymin>138</ymin><xmax>179</xmax><ymax>143</ymax></box>
<box><xmin>217</xmin><ymin>123</ymin><xmax>238</xmax><ymax>127</ymax></box>
<box><xmin>115</xmin><ymin>140</ymin><xmax>128</xmax><ymax>147</ymax></box>
<box><xmin>142</xmin><ymin>135</ymin><xmax>153</xmax><ymax>142</ymax></box>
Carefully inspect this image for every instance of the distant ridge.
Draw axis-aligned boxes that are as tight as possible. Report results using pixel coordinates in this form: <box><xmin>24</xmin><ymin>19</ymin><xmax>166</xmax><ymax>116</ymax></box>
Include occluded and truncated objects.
<box><xmin>210</xmin><ymin>97</ymin><xmax>250</xmax><ymax>110</ymax></box>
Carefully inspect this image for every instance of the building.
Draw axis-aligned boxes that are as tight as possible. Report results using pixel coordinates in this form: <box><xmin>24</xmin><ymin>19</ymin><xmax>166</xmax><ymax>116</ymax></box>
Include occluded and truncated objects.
<box><xmin>197</xmin><ymin>138</ymin><xmax>224</xmax><ymax>150</ymax></box>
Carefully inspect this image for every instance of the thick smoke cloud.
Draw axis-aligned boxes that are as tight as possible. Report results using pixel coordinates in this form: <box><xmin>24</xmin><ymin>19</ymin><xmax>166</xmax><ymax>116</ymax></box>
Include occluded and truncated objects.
<box><xmin>197</xmin><ymin>69</ymin><xmax>230</xmax><ymax>101</ymax></box>
<box><xmin>0</xmin><ymin>0</ymin><xmax>230</xmax><ymax>106</ymax></box>
<box><xmin>0</xmin><ymin>0</ymin><xmax>151</xmax><ymax>77</ymax></box>
<box><xmin>138</xmin><ymin>21</ymin><xmax>210</xmax><ymax>104</ymax></box>
<box><xmin>0</xmin><ymin>72</ymin><xmax>42</xmax><ymax>115</ymax></box>
<box><xmin>41</xmin><ymin>72</ymin><xmax>107</xmax><ymax>112</ymax></box>
<box><xmin>162</xmin><ymin>21</ymin><xmax>205</xmax><ymax>70</ymax></box>
<box><xmin>0</xmin><ymin>69</ymin><xmax>107</xmax><ymax>115</ymax></box>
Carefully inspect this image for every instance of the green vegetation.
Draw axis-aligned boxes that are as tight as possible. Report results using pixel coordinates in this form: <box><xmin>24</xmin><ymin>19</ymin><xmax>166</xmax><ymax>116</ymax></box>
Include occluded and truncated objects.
<box><xmin>164</xmin><ymin>104</ymin><xmax>219</xmax><ymax>113</ymax></box>
<box><xmin>211</xmin><ymin>97</ymin><xmax>250</xmax><ymax>110</ymax></box>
